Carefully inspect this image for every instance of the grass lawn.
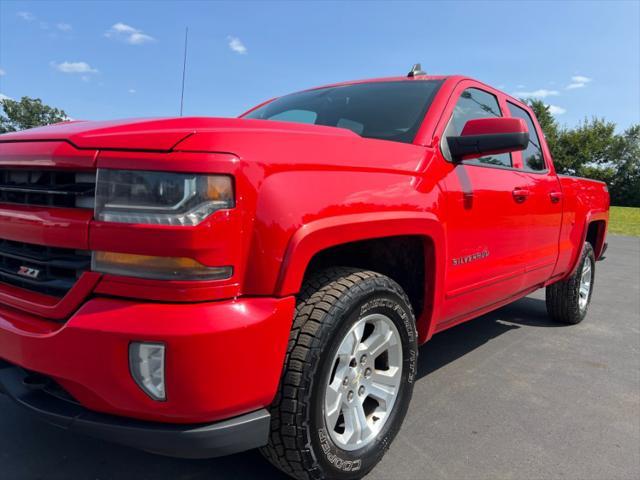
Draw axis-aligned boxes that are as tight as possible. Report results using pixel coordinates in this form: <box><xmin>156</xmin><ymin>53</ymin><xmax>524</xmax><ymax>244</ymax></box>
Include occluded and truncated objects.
<box><xmin>609</xmin><ymin>206</ymin><xmax>640</xmax><ymax>237</ymax></box>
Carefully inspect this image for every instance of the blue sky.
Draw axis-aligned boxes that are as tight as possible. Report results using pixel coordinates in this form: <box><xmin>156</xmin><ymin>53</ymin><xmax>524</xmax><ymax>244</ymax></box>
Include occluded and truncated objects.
<box><xmin>1</xmin><ymin>0</ymin><xmax>639</xmax><ymax>130</ymax></box>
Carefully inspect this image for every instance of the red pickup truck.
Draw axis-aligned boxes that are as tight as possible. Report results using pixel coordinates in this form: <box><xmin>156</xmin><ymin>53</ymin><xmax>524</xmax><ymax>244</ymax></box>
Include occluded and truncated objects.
<box><xmin>0</xmin><ymin>70</ymin><xmax>609</xmax><ymax>480</ymax></box>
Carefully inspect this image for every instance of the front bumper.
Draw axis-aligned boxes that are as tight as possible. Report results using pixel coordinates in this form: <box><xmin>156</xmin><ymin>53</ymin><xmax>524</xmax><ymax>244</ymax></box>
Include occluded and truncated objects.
<box><xmin>0</xmin><ymin>295</ymin><xmax>295</xmax><ymax>425</ymax></box>
<box><xmin>0</xmin><ymin>361</ymin><xmax>270</xmax><ymax>458</ymax></box>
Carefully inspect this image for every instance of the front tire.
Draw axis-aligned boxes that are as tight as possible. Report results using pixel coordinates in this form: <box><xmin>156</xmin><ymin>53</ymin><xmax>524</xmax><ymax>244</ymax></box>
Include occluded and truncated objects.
<box><xmin>262</xmin><ymin>268</ymin><xmax>418</xmax><ymax>480</ymax></box>
<box><xmin>546</xmin><ymin>242</ymin><xmax>596</xmax><ymax>324</ymax></box>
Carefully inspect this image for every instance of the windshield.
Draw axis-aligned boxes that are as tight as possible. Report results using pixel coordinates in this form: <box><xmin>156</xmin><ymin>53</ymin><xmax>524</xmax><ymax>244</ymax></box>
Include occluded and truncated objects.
<box><xmin>244</xmin><ymin>80</ymin><xmax>443</xmax><ymax>144</ymax></box>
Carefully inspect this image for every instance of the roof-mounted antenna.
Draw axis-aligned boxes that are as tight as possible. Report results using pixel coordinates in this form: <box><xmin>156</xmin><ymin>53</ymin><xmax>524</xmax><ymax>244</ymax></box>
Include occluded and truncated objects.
<box><xmin>407</xmin><ymin>63</ymin><xmax>426</xmax><ymax>77</ymax></box>
<box><xmin>179</xmin><ymin>27</ymin><xmax>189</xmax><ymax>116</ymax></box>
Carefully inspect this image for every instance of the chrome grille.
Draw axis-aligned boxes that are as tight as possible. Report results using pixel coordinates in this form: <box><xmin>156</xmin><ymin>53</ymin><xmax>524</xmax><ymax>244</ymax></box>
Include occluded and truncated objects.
<box><xmin>0</xmin><ymin>239</ymin><xmax>91</xmax><ymax>297</ymax></box>
<box><xmin>0</xmin><ymin>170</ymin><xmax>96</xmax><ymax>208</ymax></box>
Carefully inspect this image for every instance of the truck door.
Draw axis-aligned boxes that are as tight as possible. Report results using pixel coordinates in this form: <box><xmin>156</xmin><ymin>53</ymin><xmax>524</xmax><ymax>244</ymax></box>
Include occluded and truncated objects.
<box><xmin>437</xmin><ymin>85</ymin><xmax>530</xmax><ymax>325</ymax></box>
<box><xmin>505</xmin><ymin>101</ymin><xmax>563</xmax><ymax>287</ymax></box>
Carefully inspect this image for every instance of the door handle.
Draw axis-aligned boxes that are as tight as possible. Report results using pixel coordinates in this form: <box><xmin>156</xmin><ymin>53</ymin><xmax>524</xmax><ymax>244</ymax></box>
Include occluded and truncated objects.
<box><xmin>550</xmin><ymin>191</ymin><xmax>563</xmax><ymax>203</ymax></box>
<box><xmin>512</xmin><ymin>188</ymin><xmax>530</xmax><ymax>203</ymax></box>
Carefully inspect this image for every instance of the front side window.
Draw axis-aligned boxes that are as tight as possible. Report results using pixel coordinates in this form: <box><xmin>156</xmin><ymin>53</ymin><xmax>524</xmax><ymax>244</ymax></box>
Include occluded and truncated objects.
<box><xmin>442</xmin><ymin>88</ymin><xmax>512</xmax><ymax>167</ymax></box>
<box><xmin>244</xmin><ymin>80</ymin><xmax>443</xmax><ymax>144</ymax></box>
<box><xmin>507</xmin><ymin>102</ymin><xmax>546</xmax><ymax>171</ymax></box>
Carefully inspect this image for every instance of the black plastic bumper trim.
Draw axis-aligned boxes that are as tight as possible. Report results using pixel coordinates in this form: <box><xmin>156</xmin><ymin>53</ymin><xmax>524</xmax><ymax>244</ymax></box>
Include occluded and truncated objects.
<box><xmin>0</xmin><ymin>360</ymin><xmax>270</xmax><ymax>458</ymax></box>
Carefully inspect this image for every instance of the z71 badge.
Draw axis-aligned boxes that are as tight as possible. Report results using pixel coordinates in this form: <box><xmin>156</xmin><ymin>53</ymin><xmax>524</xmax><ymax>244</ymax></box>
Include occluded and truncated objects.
<box><xmin>17</xmin><ymin>266</ymin><xmax>41</xmax><ymax>279</ymax></box>
<box><xmin>452</xmin><ymin>249</ymin><xmax>490</xmax><ymax>266</ymax></box>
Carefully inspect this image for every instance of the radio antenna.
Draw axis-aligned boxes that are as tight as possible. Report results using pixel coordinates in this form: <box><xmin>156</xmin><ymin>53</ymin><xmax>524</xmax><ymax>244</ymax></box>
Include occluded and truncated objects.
<box><xmin>179</xmin><ymin>27</ymin><xmax>189</xmax><ymax>116</ymax></box>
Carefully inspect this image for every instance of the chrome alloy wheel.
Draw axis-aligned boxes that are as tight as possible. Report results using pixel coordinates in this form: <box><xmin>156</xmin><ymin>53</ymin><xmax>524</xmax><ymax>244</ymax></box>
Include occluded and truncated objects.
<box><xmin>579</xmin><ymin>257</ymin><xmax>593</xmax><ymax>311</ymax></box>
<box><xmin>323</xmin><ymin>313</ymin><xmax>403</xmax><ymax>451</ymax></box>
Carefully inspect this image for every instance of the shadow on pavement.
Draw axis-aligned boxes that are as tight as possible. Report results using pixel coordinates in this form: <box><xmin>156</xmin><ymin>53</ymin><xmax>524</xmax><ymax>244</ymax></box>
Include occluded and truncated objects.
<box><xmin>1</xmin><ymin>296</ymin><xmax>559</xmax><ymax>480</ymax></box>
<box><xmin>417</xmin><ymin>296</ymin><xmax>560</xmax><ymax>379</ymax></box>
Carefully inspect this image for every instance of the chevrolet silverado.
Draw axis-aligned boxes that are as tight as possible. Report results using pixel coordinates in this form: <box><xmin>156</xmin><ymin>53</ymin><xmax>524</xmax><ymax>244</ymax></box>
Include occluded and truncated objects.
<box><xmin>0</xmin><ymin>68</ymin><xmax>610</xmax><ymax>479</ymax></box>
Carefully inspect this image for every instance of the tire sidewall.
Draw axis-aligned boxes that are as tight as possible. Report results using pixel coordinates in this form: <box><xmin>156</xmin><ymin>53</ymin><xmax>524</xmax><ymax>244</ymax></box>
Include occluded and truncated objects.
<box><xmin>577</xmin><ymin>244</ymin><xmax>596</xmax><ymax>319</ymax></box>
<box><xmin>308</xmin><ymin>286</ymin><xmax>418</xmax><ymax>479</ymax></box>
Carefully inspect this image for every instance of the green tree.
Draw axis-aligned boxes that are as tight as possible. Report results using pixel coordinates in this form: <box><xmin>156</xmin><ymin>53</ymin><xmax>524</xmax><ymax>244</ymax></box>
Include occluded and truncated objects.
<box><xmin>608</xmin><ymin>125</ymin><xmax>640</xmax><ymax>207</ymax></box>
<box><xmin>554</xmin><ymin>118</ymin><xmax>619</xmax><ymax>176</ymax></box>
<box><xmin>528</xmin><ymin>99</ymin><xmax>559</xmax><ymax>149</ymax></box>
<box><xmin>526</xmin><ymin>99</ymin><xmax>639</xmax><ymax>207</ymax></box>
<box><xmin>0</xmin><ymin>96</ymin><xmax>68</xmax><ymax>133</ymax></box>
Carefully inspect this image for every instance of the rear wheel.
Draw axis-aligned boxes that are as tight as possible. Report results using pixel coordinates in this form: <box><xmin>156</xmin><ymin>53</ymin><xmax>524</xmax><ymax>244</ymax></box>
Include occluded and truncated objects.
<box><xmin>261</xmin><ymin>268</ymin><xmax>418</xmax><ymax>480</ymax></box>
<box><xmin>546</xmin><ymin>242</ymin><xmax>596</xmax><ymax>324</ymax></box>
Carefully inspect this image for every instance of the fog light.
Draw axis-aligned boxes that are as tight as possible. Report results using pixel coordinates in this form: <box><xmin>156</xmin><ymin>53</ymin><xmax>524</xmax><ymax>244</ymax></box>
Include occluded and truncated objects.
<box><xmin>129</xmin><ymin>342</ymin><xmax>166</xmax><ymax>401</ymax></box>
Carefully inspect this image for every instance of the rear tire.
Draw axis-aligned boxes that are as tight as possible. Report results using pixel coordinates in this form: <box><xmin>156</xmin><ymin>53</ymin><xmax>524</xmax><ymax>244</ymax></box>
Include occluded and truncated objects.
<box><xmin>546</xmin><ymin>242</ymin><xmax>595</xmax><ymax>324</ymax></box>
<box><xmin>261</xmin><ymin>267</ymin><xmax>418</xmax><ymax>480</ymax></box>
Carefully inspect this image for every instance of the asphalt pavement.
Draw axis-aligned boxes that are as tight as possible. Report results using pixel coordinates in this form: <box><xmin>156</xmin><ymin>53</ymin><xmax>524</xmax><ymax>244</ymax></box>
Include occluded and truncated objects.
<box><xmin>1</xmin><ymin>235</ymin><xmax>638</xmax><ymax>480</ymax></box>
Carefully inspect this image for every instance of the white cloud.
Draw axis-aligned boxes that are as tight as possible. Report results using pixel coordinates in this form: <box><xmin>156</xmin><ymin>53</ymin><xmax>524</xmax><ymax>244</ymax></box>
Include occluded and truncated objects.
<box><xmin>0</xmin><ymin>68</ymin><xmax>5</xmax><ymax>76</ymax></box>
<box><xmin>227</xmin><ymin>36</ymin><xmax>247</xmax><ymax>54</ymax></box>
<box><xmin>128</xmin><ymin>89</ymin><xmax>136</xmax><ymax>94</ymax></box>
<box><xmin>512</xmin><ymin>89</ymin><xmax>559</xmax><ymax>99</ymax></box>
<box><xmin>16</xmin><ymin>12</ymin><xmax>69</xmax><ymax>33</ymax></box>
<box><xmin>17</xmin><ymin>11</ymin><xmax>35</xmax><ymax>21</ymax></box>
<box><xmin>571</xmin><ymin>75</ymin><xmax>591</xmax><ymax>84</ymax></box>
<box><xmin>129</xmin><ymin>32</ymin><xmax>155</xmax><ymax>45</ymax></box>
<box><xmin>81</xmin><ymin>75</ymin><xmax>91</xmax><ymax>82</ymax></box>
<box><xmin>566</xmin><ymin>75</ymin><xmax>592</xmax><ymax>90</ymax></box>
<box><xmin>547</xmin><ymin>104</ymin><xmax>566</xmax><ymax>115</ymax></box>
<box><xmin>111</xmin><ymin>22</ymin><xmax>137</xmax><ymax>33</ymax></box>
<box><xmin>106</xmin><ymin>23</ymin><xmax>155</xmax><ymax>45</ymax></box>
<box><xmin>51</xmin><ymin>61</ymin><xmax>98</xmax><ymax>74</ymax></box>
<box><xmin>0</xmin><ymin>93</ymin><xmax>12</xmax><ymax>102</ymax></box>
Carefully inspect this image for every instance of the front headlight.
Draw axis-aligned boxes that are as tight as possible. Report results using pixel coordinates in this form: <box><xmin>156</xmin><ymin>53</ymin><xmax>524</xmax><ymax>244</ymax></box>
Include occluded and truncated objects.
<box><xmin>95</xmin><ymin>169</ymin><xmax>234</xmax><ymax>226</ymax></box>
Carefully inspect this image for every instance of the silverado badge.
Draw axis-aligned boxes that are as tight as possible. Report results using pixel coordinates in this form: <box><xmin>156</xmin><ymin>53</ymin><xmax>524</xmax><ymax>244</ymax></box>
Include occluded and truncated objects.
<box><xmin>452</xmin><ymin>249</ymin><xmax>490</xmax><ymax>266</ymax></box>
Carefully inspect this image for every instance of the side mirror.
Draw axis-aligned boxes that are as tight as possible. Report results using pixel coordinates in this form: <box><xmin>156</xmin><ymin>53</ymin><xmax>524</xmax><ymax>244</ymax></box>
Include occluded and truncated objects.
<box><xmin>447</xmin><ymin>117</ymin><xmax>529</xmax><ymax>162</ymax></box>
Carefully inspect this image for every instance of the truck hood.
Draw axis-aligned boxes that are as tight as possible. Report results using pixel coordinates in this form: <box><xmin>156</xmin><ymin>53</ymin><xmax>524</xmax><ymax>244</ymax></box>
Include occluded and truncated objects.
<box><xmin>0</xmin><ymin>117</ymin><xmax>358</xmax><ymax>152</ymax></box>
<box><xmin>0</xmin><ymin>117</ymin><xmax>425</xmax><ymax>174</ymax></box>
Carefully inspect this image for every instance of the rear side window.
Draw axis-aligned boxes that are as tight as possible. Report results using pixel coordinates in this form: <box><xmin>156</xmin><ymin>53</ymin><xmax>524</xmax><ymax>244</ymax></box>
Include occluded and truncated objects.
<box><xmin>507</xmin><ymin>102</ymin><xmax>546</xmax><ymax>171</ymax></box>
<box><xmin>442</xmin><ymin>88</ymin><xmax>512</xmax><ymax>167</ymax></box>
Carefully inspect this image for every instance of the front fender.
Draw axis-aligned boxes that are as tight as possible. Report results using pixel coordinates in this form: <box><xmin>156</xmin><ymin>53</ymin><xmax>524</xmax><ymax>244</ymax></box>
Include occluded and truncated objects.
<box><xmin>275</xmin><ymin>212</ymin><xmax>442</xmax><ymax>294</ymax></box>
<box><xmin>275</xmin><ymin>212</ymin><xmax>446</xmax><ymax>343</ymax></box>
